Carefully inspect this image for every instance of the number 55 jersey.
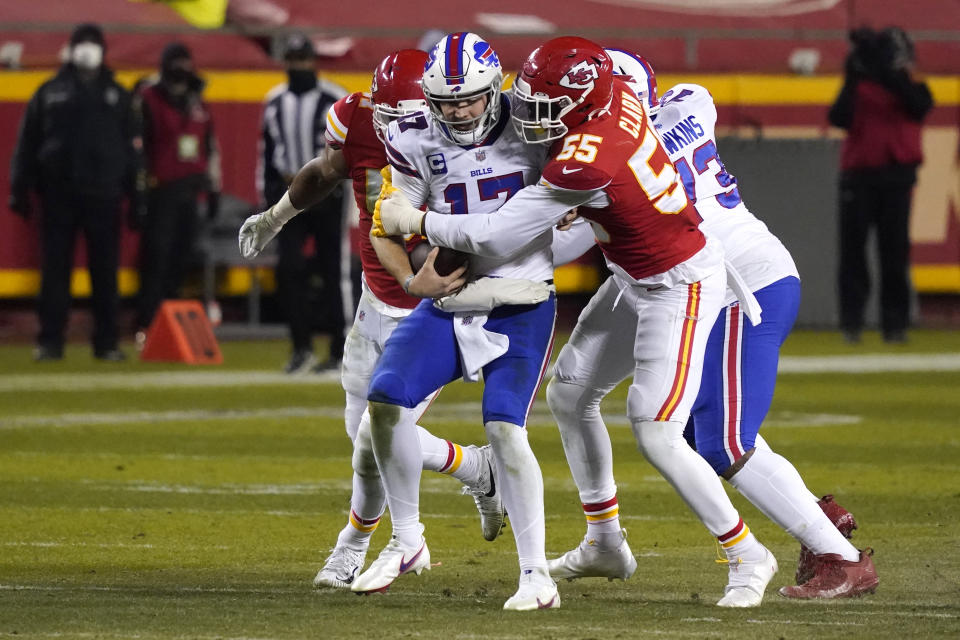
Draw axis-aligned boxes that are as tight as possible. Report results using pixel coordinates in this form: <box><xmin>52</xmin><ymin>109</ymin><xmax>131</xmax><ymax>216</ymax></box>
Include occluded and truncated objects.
<box><xmin>654</xmin><ymin>83</ymin><xmax>798</xmax><ymax>298</ymax></box>
<box><xmin>383</xmin><ymin>94</ymin><xmax>553</xmax><ymax>283</ymax></box>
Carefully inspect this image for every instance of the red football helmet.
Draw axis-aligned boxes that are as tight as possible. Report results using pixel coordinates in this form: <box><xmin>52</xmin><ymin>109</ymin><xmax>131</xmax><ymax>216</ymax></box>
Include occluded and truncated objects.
<box><xmin>371</xmin><ymin>49</ymin><xmax>429</xmax><ymax>141</ymax></box>
<box><xmin>511</xmin><ymin>37</ymin><xmax>614</xmax><ymax>143</ymax></box>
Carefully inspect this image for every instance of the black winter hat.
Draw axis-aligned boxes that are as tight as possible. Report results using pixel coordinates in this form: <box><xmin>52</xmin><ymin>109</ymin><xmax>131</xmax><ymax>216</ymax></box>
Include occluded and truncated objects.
<box><xmin>70</xmin><ymin>23</ymin><xmax>105</xmax><ymax>48</ymax></box>
<box><xmin>161</xmin><ymin>42</ymin><xmax>192</xmax><ymax>71</ymax></box>
<box><xmin>283</xmin><ymin>33</ymin><xmax>315</xmax><ymax>60</ymax></box>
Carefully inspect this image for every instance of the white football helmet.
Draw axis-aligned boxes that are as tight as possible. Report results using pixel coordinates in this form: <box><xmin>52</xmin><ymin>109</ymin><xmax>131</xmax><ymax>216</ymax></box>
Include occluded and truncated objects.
<box><xmin>605</xmin><ymin>47</ymin><xmax>659</xmax><ymax>115</ymax></box>
<box><xmin>422</xmin><ymin>32</ymin><xmax>503</xmax><ymax>145</ymax></box>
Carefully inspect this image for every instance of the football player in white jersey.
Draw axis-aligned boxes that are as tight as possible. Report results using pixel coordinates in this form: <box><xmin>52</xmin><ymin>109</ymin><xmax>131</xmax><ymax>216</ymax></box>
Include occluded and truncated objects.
<box><xmin>580</xmin><ymin>48</ymin><xmax>877</xmax><ymax>599</ymax></box>
<box><xmin>238</xmin><ymin>50</ymin><xmax>504</xmax><ymax>590</ymax></box>
<box><xmin>350</xmin><ymin>32</ymin><xmax>562</xmax><ymax>610</ymax></box>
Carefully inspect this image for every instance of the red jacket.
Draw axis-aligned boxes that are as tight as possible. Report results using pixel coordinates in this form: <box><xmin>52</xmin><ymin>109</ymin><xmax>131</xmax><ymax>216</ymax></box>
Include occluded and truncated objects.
<box><xmin>830</xmin><ymin>77</ymin><xmax>932</xmax><ymax>172</ymax></box>
<box><xmin>140</xmin><ymin>83</ymin><xmax>215</xmax><ymax>186</ymax></box>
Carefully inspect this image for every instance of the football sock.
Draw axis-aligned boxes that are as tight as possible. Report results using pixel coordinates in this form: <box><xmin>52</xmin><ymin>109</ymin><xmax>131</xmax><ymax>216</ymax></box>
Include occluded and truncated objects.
<box><xmin>341</xmin><ymin>411</ymin><xmax>386</xmax><ymax>550</ymax></box>
<box><xmin>753</xmin><ymin>434</ymin><xmax>820</xmax><ymax>503</ymax></box>
<box><xmin>417</xmin><ymin>430</ymin><xmax>482</xmax><ymax>484</ymax></box>
<box><xmin>717</xmin><ymin>518</ymin><xmax>765</xmax><ymax>563</ymax></box>
<box><xmin>632</xmin><ymin>419</ymin><xmax>741</xmax><ymax>536</ymax></box>
<box><xmin>368</xmin><ymin>401</ymin><xmax>424</xmax><ymax>549</ymax></box>
<box><xmin>546</xmin><ymin>377</ymin><xmax>619</xmax><ymax>504</ymax></box>
<box><xmin>729</xmin><ymin>448</ymin><xmax>859</xmax><ymax>561</ymax></box>
<box><xmin>583</xmin><ymin>496</ymin><xmax>624</xmax><ymax>545</ymax></box>
<box><xmin>485</xmin><ymin>421</ymin><xmax>547</xmax><ymax>573</ymax></box>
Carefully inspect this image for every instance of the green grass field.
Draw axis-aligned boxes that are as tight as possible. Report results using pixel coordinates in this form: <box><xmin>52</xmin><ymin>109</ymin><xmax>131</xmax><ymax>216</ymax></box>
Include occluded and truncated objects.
<box><xmin>1</xmin><ymin>329</ymin><xmax>958</xmax><ymax>639</ymax></box>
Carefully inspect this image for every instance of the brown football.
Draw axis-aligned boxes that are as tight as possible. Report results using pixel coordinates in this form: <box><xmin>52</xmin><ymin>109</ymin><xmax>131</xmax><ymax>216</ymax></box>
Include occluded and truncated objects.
<box><xmin>408</xmin><ymin>243</ymin><xmax>468</xmax><ymax>277</ymax></box>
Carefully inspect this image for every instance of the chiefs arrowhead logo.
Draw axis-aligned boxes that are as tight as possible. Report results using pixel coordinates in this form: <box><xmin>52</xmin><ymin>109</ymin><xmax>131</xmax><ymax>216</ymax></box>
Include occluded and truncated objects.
<box><xmin>559</xmin><ymin>61</ymin><xmax>599</xmax><ymax>90</ymax></box>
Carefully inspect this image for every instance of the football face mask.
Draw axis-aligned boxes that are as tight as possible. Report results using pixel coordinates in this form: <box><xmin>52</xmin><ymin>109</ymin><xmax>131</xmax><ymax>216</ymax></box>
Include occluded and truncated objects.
<box><xmin>422</xmin><ymin>32</ymin><xmax>503</xmax><ymax>145</ymax></box>
<box><xmin>510</xmin><ymin>76</ymin><xmax>577</xmax><ymax>143</ymax></box>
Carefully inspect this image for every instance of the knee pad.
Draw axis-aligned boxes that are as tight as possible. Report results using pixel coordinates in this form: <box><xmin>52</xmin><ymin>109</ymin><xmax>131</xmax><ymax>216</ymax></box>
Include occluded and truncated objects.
<box><xmin>351</xmin><ymin>414</ymin><xmax>379</xmax><ymax>477</ymax></box>
<box><xmin>484</xmin><ymin>420</ymin><xmax>531</xmax><ymax>474</ymax></box>
<box><xmin>632</xmin><ymin>420</ymin><xmax>687</xmax><ymax>463</ymax></box>
<box><xmin>546</xmin><ymin>377</ymin><xmax>604</xmax><ymax>421</ymax></box>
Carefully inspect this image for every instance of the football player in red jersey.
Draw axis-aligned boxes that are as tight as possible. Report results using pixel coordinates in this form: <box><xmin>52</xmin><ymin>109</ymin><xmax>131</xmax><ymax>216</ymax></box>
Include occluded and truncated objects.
<box><xmin>239</xmin><ymin>50</ymin><xmax>504</xmax><ymax>590</ymax></box>
<box><xmin>375</xmin><ymin>37</ymin><xmax>780</xmax><ymax>607</ymax></box>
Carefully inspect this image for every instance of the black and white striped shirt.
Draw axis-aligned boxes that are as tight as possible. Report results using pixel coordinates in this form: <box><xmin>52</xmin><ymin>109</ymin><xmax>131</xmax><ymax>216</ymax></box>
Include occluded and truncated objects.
<box><xmin>257</xmin><ymin>78</ymin><xmax>347</xmax><ymax>207</ymax></box>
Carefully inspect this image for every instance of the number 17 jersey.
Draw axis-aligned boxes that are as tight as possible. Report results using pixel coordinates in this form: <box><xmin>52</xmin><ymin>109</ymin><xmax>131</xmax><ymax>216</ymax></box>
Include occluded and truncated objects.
<box><xmin>383</xmin><ymin>95</ymin><xmax>553</xmax><ymax>283</ymax></box>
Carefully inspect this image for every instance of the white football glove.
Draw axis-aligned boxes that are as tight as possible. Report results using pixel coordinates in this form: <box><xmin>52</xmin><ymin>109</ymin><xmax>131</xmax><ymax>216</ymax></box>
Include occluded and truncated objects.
<box><xmin>238</xmin><ymin>209</ymin><xmax>283</xmax><ymax>259</ymax></box>
<box><xmin>238</xmin><ymin>192</ymin><xmax>302</xmax><ymax>259</ymax></box>
<box><xmin>372</xmin><ymin>166</ymin><xmax>425</xmax><ymax>237</ymax></box>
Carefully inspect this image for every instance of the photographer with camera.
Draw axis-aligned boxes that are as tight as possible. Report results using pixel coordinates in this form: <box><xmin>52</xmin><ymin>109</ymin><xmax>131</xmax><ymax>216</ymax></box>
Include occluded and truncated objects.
<box><xmin>829</xmin><ymin>26</ymin><xmax>933</xmax><ymax>344</ymax></box>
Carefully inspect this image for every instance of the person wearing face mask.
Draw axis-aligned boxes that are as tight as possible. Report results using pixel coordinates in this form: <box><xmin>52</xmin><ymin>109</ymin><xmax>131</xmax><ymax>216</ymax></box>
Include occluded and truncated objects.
<box><xmin>258</xmin><ymin>34</ymin><xmax>349</xmax><ymax>374</ymax></box>
<box><xmin>133</xmin><ymin>42</ymin><xmax>222</xmax><ymax>339</ymax></box>
<box><xmin>9</xmin><ymin>22</ymin><xmax>145</xmax><ymax>362</ymax></box>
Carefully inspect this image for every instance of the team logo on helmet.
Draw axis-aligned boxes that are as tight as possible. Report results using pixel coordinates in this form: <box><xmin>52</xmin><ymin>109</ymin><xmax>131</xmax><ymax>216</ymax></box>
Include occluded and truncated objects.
<box><xmin>473</xmin><ymin>41</ymin><xmax>500</xmax><ymax>67</ymax></box>
<box><xmin>560</xmin><ymin>61</ymin><xmax>599</xmax><ymax>89</ymax></box>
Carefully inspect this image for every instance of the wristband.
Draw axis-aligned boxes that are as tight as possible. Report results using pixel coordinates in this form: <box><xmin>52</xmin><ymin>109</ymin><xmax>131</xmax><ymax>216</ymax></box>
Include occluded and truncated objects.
<box><xmin>272</xmin><ymin>191</ymin><xmax>303</xmax><ymax>225</ymax></box>
<box><xmin>402</xmin><ymin>274</ymin><xmax>415</xmax><ymax>294</ymax></box>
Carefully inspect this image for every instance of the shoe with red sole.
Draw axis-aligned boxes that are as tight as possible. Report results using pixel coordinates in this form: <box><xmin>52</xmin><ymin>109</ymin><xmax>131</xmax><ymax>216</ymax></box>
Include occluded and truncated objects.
<box><xmin>796</xmin><ymin>495</ymin><xmax>858</xmax><ymax>584</ymax></box>
<box><xmin>780</xmin><ymin>548</ymin><xmax>878</xmax><ymax>599</ymax></box>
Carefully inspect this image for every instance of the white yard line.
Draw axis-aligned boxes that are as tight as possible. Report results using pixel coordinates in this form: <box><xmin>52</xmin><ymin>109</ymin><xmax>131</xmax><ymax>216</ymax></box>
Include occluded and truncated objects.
<box><xmin>0</xmin><ymin>352</ymin><xmax>958</xmax><ymax>394</ymax></box>
<box><xmin>0</xmin><ymin>403</ymin><xmax>860</xmax><ymax>430</ymax></box>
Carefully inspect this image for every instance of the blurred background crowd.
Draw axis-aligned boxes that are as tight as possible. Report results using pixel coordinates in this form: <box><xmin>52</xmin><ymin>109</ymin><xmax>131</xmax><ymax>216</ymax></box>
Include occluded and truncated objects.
<box><xmin>1</xmin><ymin>0</ymin><xmax>957</xmax><ymax>368</ymax></box>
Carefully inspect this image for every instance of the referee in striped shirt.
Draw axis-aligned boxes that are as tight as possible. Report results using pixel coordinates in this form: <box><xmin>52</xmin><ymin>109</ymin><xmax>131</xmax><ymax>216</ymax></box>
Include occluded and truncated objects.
<box><xmin>258</xmin><ymin>35</ymin><xmax>349</xmax><ymax>374</ymax></box>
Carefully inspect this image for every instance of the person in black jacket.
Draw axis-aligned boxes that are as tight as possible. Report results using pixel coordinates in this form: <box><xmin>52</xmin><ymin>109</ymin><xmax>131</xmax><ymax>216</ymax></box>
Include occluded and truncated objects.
<box><xmin>828</xmin><ymin>27</ymin><xmax>933</xmax><ymax>343</ymax></box>
<box><xmin>9</xmin><ymin>23</ymin><xmax>144</xmax><ymax>361</ymax></box>
<box><xmin>259</xmin><ymin>34</ymin><xmax>349</xmax><ymax>374</ymax></box>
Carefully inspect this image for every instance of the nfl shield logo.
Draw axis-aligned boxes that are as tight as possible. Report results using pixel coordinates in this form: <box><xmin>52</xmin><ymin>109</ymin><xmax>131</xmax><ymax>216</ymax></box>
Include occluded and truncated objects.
<box><xmin>358</xmin><ymin>310</ymin><xmax>366</xmax><ymax>321</ymax></box>
<box><xmin>475</xmin><ymin>150</ymin><xmax>486</xmax><ymax>162</ymax></box>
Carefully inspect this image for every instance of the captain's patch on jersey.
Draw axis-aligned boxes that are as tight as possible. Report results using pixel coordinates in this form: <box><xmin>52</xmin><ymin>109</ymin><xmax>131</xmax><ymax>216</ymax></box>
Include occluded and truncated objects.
<box><xmin>428</xmin><ymin>153</ymin><xmax>447</xmax><ymax>176</ymax></box>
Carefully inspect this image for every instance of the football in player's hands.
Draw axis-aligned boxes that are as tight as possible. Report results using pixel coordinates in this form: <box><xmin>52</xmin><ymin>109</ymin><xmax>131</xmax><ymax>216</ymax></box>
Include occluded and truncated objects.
<box><xmin>408</xmin><ymin>243</ymin><xmax>468</xmax><ymax>277</ymax></box>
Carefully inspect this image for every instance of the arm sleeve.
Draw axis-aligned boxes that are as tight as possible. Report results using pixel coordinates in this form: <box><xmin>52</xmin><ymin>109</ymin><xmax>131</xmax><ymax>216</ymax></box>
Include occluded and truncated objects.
<box><xmin>424</xmin><ymin>183</ymin><xmax>599</xmax><ymax>258</ymax></box>
<box><xmin>551</xmin><ymin>218</ymin><xmax>597</xmax><ymax>266</ymax></box>
<box><xmin>9</xmin><ymin>90</ymin><xmax>43</xmax><ymax>195</ymax></box>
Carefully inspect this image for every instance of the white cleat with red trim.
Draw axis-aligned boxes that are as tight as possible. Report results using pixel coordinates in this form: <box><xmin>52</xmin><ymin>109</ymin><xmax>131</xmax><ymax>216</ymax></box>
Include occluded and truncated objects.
<box><xmin>350</xmin><ymin>534</ymin><xmax>430</xmax><ymax>594</ymax></box>
<box><xmin>502</xmin><ymin>568</ymin><xmax>561</xmax><ymax>611</ymax></box>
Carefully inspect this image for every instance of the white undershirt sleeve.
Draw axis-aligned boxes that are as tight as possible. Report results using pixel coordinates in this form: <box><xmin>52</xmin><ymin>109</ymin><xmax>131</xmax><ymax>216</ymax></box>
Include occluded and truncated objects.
<box><xmin>391</xmin><ymin>168</ymin><xmax>429</xmax><ymax>209</ymax></box>
<box><xmin>551</xmin><ymin>218</ymin><xmax>598</xmax><ymax>266</ymax></box>
<box><xmin>424</xmin><ymin>183</ymin><xmax>604</xmax><ymax>258</ymax></box>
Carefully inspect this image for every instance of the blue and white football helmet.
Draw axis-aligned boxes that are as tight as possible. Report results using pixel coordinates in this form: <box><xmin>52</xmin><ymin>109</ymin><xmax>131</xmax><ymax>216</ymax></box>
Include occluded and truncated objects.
<box><xmin>422</xmin><ymin>32</ymin><xmax>503</xmax><ymax>145</ymax></box>
<box><xmin>605</xmin><ymin>47</ymin><xmax>659</xmax><ymax>116</ymax></box>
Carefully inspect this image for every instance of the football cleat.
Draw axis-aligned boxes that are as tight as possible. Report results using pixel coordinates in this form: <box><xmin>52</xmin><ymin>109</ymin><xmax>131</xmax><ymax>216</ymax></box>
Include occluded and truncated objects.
<box><xmin>716</xmin><ymin>545</ymin><xmax>778</xmax><ymax>608</ymax></box>
<box><xmin>547</xmin><ymin>529</ymin><xmax>637</xmax><ymax>581</ymax></box>
<box><xmin>313</xmin><ymin>545</ymin><xmax>367</xmax><ymax>589</ymax></box>
<box><xmin>461</xmin><ymin>444</ymin><xmax>506</xmax><ymax>541</ymax></box>
<box><xmin>350</xmin><ymin>534</ymin><xmax>430</xmax><ymax>594</ymax></box>
<box><xmin>796</xmin><ymin>494</ymin><xmax>858</xmax><ymax>584</ymax></box>
<box><xmin>779</xmin><ymin>548</ymin><xmax>878</xmax><ymax>599</ymax></box>
<box><xmin>503</xmin><ymin>568</ymin><xmax>560</xmax><ymax>611</ymax></box>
